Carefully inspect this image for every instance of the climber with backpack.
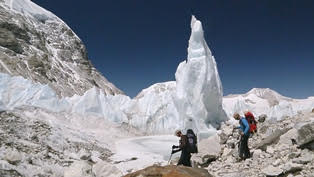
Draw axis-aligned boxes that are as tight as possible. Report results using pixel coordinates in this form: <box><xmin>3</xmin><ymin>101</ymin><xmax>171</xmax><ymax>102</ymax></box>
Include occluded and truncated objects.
<box><xmin>171</xmin><ymin>129</ymin><xmax>198</xmax><ymax>167</ymax></box>
<box><xmin>233</xmin><ymin>113</ymin><xmax>251</xmax><ymax>160</ymax></box>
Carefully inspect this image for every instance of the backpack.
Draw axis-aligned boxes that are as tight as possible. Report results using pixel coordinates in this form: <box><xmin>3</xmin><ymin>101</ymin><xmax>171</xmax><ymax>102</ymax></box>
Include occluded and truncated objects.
<box><xmin>244</xmin><ymin>112</ymin><xmax>257</xmax><ymax>133</ymax></box>
<box><xmin>186</xmin><ymin>129</ymin><xmax>198</xmax><ymax>153</ymax></box>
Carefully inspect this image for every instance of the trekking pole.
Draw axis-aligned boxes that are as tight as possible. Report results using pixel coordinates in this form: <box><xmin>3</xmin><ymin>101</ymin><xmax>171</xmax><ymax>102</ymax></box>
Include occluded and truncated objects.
<box><xmin>168</xmin><ymin>151</ymin><xmax>173</xmax><ymax>165</ymax></box>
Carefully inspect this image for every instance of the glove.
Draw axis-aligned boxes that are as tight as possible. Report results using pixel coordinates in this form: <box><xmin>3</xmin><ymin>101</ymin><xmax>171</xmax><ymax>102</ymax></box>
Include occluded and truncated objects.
<box><xmin>172</xmin><ymin>145</ymin><xmax>178</xmax><ymax>149</ymax></box>
<box><xmin>172</xmin><ymin>149</ymin><xmax>178</xmax><ymax>154</ymax></box>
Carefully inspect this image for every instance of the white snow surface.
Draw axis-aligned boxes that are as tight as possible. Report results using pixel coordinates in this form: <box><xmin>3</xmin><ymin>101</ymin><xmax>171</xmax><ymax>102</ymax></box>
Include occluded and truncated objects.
<box><xmin>4</xmin><ymin>0</ymin><xmax>57</xmax><ymax>20</ymax></box>
<box><xmin>111</xmin><ymin>135</ymin><xmax>180</xmax><ymax>174</ymax></box>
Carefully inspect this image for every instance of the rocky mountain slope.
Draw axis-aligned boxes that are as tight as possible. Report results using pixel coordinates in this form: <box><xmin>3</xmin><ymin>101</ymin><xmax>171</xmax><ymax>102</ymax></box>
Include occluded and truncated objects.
<box><xmin>0</xmin><ymin>0</ymin><xmax>123</xmax><ymax>97</ymax></box>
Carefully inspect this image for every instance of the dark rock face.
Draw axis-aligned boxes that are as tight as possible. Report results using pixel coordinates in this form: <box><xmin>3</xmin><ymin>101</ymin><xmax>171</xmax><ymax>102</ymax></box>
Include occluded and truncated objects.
<box><xmin>0</xmin><ymin>2</ymin><xmax>123</xmax><ymax>97</ymax></box>
<box><xmin>124</xmin><ymin>165</ymin><xmax>213</xmax><ymax>177</ymax></box>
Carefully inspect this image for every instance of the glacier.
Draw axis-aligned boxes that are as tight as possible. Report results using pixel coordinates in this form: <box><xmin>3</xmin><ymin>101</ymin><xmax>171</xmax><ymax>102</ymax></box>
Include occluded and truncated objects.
<box><xmin>0</xmin><ymin>73</ymin><xmax>131</xmax><ymax>124</ymax></box>
<box><xmin>0</xmin><ymin>15</ymin><xmax>228</xmax><ymax>135</ymax></box>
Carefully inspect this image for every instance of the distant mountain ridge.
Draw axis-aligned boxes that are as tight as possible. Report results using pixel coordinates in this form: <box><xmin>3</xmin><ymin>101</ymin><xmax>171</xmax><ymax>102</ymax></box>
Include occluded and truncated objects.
<box><xmin>0</xmin><ymin>0</ymin><xmax>123</xmax><ymax>97</ymax></box>
<box><xmin>223</xmin><ymin>88</ymin><xmax>314</xmax><ymax>120</ymax></box>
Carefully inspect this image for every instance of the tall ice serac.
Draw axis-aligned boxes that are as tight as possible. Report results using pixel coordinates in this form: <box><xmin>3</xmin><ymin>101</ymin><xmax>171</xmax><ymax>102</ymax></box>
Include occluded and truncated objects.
<box><xmin>129</xmin><ymin>16</ymin><xmax>228</xmax><ymax>134</ymax></box>
<box><xmin>175</xmin><ymin>16</ymin><xmax>227</xmax><ymax>133</ymax></box>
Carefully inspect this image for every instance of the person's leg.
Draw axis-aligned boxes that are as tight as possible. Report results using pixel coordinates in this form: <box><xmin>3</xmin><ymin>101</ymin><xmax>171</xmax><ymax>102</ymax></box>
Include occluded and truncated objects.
<box><xmin>177</xmin><ymin>153</ymin><xmax>184</xmax><ymax>165</ymax></box>
<box><xmin>186</xmin><ymin>154</ymin><xmax>192</xmax><ymax>167</ymax></box>
<box><xmin>239</xmin><ymin>137</ymin><xmax>245</xmax><ymax>159</ymax></box>
<box><xmin>243</xmin><ymin>135</ymin><xmax>250</xmax><ymax>159</ymax></box>
<box><xmin>180</xmin><ymin>151</ymin><xmax>191</xmax><ymax>167</ymax></box>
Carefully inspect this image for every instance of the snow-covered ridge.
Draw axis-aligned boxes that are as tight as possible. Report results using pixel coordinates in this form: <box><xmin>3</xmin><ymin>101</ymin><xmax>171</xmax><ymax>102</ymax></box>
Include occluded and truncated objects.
<box><xmin>4</xmin><ymin>0</ymin><xmax>56</xmax><ymax>20</ymax></box>
<box><xmin>223</xmin><ymin>88</ymin><xmax>314</xmax><ymax>120</ymax></box>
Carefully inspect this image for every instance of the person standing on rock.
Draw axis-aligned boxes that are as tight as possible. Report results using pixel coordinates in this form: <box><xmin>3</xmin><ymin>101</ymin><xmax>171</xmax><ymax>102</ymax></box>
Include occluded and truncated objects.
<box><xmin>172</xmin><ymin>130</ymin><xmax>191</xmax><ymax>167</ymax></box>
<box><xmin>233</xmin><ymin>113</ymin><xmax>251</xmax><ymax>160</ymax></box>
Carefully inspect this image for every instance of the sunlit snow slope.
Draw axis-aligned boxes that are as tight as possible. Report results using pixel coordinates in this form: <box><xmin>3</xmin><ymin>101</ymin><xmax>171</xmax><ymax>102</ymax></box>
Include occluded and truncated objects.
<box><xmin>223</xmin><ymin>88</ymin><xmax>314</xmax><ymax>120</ymax></box>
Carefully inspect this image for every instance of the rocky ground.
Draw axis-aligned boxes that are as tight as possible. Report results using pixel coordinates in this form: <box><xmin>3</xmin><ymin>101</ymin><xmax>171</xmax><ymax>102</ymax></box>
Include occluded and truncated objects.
<box><xmin>1</xmin><ymin>108</ymin><xmax>313</xmax><ymax>177</ymax></box>
<box><xmin>192</xmin><ymin>111</ymin><xmax>314</xmax><ymax>177</ymax></box>
<box><xmin>124</xmin><ymin>165</ymin><xmax>212</xmax><ymax>177</ymax></box>
<box><xmin>0</xmin><ymin>108</ymin><xmax>126</xmax><ymax>177</ymax></box>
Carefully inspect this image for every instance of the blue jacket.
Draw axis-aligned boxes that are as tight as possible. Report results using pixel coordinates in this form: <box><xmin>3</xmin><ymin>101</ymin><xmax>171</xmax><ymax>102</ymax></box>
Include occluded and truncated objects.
<box><xmin>238</xmin><ymin>117</ymin><xmax>250</xmax><ymax>136</ymax></box>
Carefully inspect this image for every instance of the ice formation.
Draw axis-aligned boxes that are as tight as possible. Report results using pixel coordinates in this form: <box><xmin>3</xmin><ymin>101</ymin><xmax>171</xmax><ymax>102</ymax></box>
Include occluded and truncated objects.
<box><xmin>174</xmin><ymin>16</ymin><xmax>227</xmax><ymax>133</ymax></box>
<box><xmin>0</xmin><ymin>15</ymin><xmax>229</xmax><ymax>135</ymax></box>
<box><xmin>0</xmin><ymin>73</ymin><xmax>131</xmax><ymax>124</ymax></box>
<box><xmin>127</xmin><ymin>16</ymin><xmax>228</xmax><ymax>135</ymax></box>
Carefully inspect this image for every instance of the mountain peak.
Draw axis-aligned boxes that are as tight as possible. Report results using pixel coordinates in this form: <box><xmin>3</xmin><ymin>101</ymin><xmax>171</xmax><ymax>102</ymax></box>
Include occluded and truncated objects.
<box><xmin>0</xmin><ymin>0</ymin><xmax>123</xmax><ymax>97</ymax></box>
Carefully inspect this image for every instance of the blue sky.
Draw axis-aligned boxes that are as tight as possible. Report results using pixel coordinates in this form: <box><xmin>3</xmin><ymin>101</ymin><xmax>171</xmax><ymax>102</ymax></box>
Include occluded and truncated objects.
<box><xmin>33</xmin><ymin>0</ymin><xmax>314</xmax><ymax>98</ymax></box>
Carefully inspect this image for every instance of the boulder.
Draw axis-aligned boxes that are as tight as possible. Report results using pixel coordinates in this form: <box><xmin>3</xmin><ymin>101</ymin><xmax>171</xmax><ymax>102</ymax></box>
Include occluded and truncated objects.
<box><xmin>218</xmin><ymin>132</ymin><xmax>229</xmax><ymax>144</ymax></box>
<box><xmin>295</xmin><ymin>122</ymin><xmax>314</xmax><ymax>149</ymax></box>
<box><xmin>256</xmin><ymin>128</ymin><xmax>290</xmax><ymax>151</ymax></box>
<box><xmin>281</xmin><ymin>162</ymin><xmax>303</xmax><ymax>174</ymax></box>
<box><xmin>266</xmin><ymin>146</ymin><xmax>275</xmax><ymax>154</ymax></box>
<box><xmin>64</xmin><ymin>161</ymin><xmax>93</xmax><ymax>177</ymax></box>
<box><xmin>3</xmin><ymin>150</ymin><xmax>22</xmax><ymax>165</ymax></box>
<box><xmin>123</xmin><ymin>165</ymin><xmax>212</xmax><ymax>177</ymax></box>
<box><xmin>198</xmin><ymin>134</ymin><xmax>222</xmax><ymax>156</ymax></box>
<box><xmin>258</xmin><ymin>114</ymin><xmax>267</xmax><ymax>123</ymax></box>
<box><xmin>292</xmin><ymin>153</ymin><xmax>314</xmax><ymax>164</ymax></box>
<box><xmin>278</xmin><ymin>128</ymin><xmax>298</xmax><ymax>145</ymax></box>
<box><xmin>252</xmin><ymin>149</ymin><xmax>262</xmax><ymax>160</ymax></box>
<box><xmin>92</xmin><ymin>160</ymin><xmax>123</xmax><ymax>177</ymax></box>
<box><xmin>261</xmin><ymin>165</ymin><xmax>283</xmax><ymax>177</ymax></box>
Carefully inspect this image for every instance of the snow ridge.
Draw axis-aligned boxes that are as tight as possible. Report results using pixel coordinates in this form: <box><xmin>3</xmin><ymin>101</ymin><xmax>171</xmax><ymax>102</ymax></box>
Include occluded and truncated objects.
<box><xmin>223</xmin><ymin>88</ymin><xmax>314</xmax><ymax>121</ymax></box>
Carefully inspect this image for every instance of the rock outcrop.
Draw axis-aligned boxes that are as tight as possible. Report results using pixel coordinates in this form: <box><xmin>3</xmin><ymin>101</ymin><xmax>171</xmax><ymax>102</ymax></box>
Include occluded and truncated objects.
<box><xmin>124</xmin><ymin>165</ymin><xmax>212</xmax><ymax>177</ymax></box>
